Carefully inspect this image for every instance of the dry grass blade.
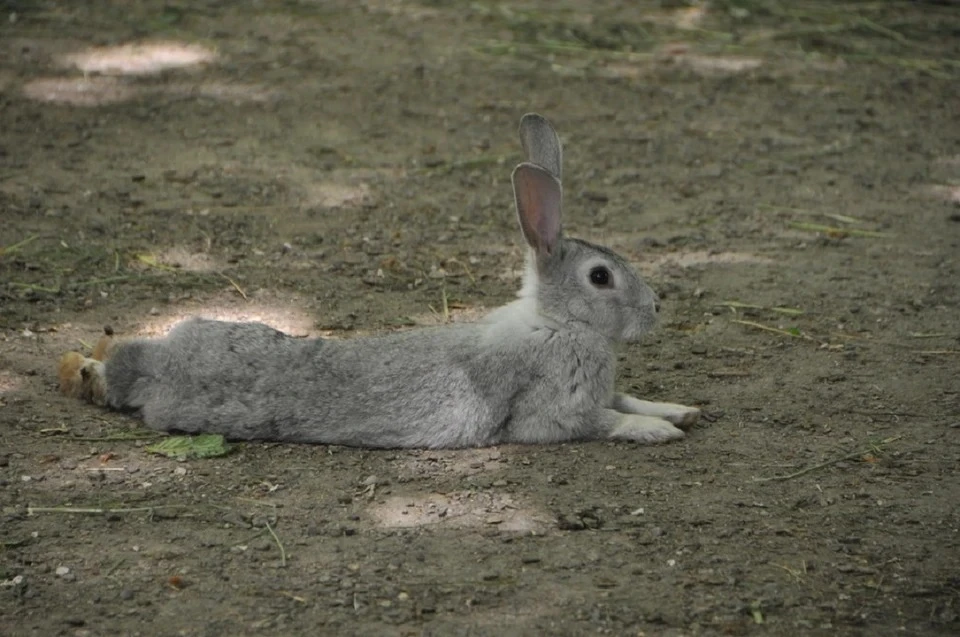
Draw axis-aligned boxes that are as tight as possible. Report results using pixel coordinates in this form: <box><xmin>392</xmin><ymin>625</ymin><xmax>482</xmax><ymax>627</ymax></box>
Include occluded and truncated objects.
<box><xmin>0</xmin><ymin>234</ymin><xmax>40</xmax><ymax>257</ymax></box>
<box><xmin>732</xmin><ymin>319</ymin><xmax>812</xmax><ymax>340</ymax></box>
<box><xmin>720</xmin><ymin>301</ymin><xmax>805</xmax><ymax>316</ymax></box>
<box><xmin>789</xmin><ymin>222</ymin><xmax>890</xmax><ymax>238</ymax></box>
<box><xmin>759</xmin><ymin>204</ymin><xmax>865</xmax><ymax>225</ymax></box>
<box><xmin>265</xmin><ymin>521</ymin><xmax>287</xmax><ymax>567</ymax></box>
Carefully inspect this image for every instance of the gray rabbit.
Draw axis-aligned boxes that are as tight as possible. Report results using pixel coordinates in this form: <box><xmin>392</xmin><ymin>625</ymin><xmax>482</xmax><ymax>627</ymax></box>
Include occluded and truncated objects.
<box><xmin>58</xmin><ymin>114</ymin><xmax>700</xmax><ymax>448</ymax></box>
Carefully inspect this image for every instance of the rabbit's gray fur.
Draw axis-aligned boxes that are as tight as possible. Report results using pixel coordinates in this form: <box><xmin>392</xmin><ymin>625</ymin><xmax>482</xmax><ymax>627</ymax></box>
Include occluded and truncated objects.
<box><xmin>100</xmin><ymin>114</ymin><xmax>699</xmax><ymax>448</ymax></box>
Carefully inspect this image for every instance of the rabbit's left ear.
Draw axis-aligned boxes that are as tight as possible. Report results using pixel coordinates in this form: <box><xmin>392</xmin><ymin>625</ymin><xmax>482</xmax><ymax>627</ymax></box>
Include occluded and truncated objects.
<box><xmin>512</xmin><ymin>162</ymin><xmax>562</xmax><ymax>257</ymax></box>
<box><xmin>519</xmin><ymin>113</ymin><xmax>563</xmax><ymax>181</ymax></box>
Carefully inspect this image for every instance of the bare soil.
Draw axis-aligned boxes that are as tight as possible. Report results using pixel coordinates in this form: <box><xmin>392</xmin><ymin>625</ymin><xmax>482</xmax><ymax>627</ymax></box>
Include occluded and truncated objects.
<box><xmin>2</xmin><ymin>1</ymin><xmax>959</xmax><ymax>635</ymax></box>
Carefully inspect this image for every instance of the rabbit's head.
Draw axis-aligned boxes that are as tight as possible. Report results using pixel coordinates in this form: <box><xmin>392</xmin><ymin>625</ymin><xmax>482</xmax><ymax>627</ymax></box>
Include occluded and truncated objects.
<box><xmin>512</xmin><ymin>114</ymin><xmax>660</xmax><ymax>343</ymax></box>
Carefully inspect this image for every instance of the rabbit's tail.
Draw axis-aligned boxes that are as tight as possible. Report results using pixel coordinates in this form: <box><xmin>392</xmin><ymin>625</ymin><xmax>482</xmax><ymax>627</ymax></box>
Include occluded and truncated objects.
<box><xmin>57</xmin><ymin>327</ymin><xmax>118</xmax><ymax>406</ymax></box>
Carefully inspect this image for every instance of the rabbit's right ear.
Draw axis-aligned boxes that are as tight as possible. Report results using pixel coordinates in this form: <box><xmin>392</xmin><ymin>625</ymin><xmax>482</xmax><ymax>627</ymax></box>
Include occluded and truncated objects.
<box><xmin>512</xmin><ymin>162</ymin><xmax>562</xmax><ymax>257</ymax></box>
<box><xmin>519</xmin><ymin>113</ymin><xmax>563</xmax><ymax>181</ymax></box>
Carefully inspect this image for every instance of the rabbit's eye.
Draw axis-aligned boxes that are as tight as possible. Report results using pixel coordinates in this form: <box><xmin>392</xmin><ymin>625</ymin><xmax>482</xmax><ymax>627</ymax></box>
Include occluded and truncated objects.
<box><xmin>589</xmin><ymin>266</ymin><xmax>612</xmax><ymax>288</ymax></box>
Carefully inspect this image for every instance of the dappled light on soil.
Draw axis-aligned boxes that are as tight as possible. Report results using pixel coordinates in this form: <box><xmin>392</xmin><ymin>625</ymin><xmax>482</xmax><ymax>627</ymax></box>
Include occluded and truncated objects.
<box><xmin>644</xmin><ymin>250</ymin><xmax>773</xmax><ymax>271</ymax></box>
<box><xmin>22</xmin><ymin>76</ymin><xmax>135</xmax><ymax>106</ymax></box>
<box><xmin>369</xmin><ymin>491</ymin><xmax>548</xmax><ymax>532</ymax></box>
<box><xmin>138</xmin><ymin>302</ymin><xmax>319</xmax><ymax>340</ymax></box>
<box><xmin>927</xmin><ymin>184</ymin><xmax>960</xmax><ymax>204</ymax></box>
<box><xmin>305</xmin><ymin>182</ymin><xmax>375</xmax><ymax>209</ymax></box>
<box><xmin>62</xmin><ymin>41</ymin><xmax>216</xmax><ymax>75</ymax></box>
<box><xmin>0</xmin><ymin>370</ymin><xmax>23</xmax><ymax>397</ymax></box>
<box><xmin>23</xmin><ymin>77</ymin><xmax>272</xmax><ymax>107</ymax></box>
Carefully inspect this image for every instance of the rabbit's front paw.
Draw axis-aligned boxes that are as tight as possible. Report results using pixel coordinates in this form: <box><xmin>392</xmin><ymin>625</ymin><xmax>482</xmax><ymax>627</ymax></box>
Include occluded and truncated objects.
<box><xmin>613</xmin><ymin>395</ymin><xmax>700</xmax><ymax>430</ymax></box>
<box><xmin>661</xmin><ymin>404</ymin><xmax>700</xmax><ymax>429</ymax></box>
<box><xmin>607</xmin><ymin>413</ymin><xmax>685</xmax><ymax>444</ymax></box>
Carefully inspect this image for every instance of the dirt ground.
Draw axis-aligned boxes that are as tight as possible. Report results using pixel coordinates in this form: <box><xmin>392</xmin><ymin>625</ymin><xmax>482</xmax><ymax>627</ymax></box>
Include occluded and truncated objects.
<box><xmin>1</xmin><ymin>1</ymin><xmax>959</xmax><ymax>635</ymax></box>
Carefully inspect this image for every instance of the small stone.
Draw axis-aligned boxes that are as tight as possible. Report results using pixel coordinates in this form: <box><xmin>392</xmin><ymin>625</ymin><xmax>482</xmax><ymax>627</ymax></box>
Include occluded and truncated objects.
<box><xmin>691</xmin><ymin>346</ymin><xmax>708</xmax><ymax>355</ymax></box>
<box><xmin>148</xmin><ymin>307</ymin><xmax>160</xmax><ymax>316</ymax></box>
<box><xmin>56</xmin><ymin>566</ymin><xmax>71</xmax><ymax>577</ymax></box>
<box><xmin>173</xmin><ymin>467</ymin><xmax>187</xmax><ymax>476</ymax></box>
<box><xmin>581</xmin><ymin>190</ymin><xmax>609</xmax><ymax>203</ymax></box>
<box><xmin>397</xmin><ymin>592</ymin><xmax>409</xmax><ymax>601</ymax></box>
<box><xmin>119</xmin><ymin>588</ymin><xmax>135</xmax><ymax>601</ymax></box>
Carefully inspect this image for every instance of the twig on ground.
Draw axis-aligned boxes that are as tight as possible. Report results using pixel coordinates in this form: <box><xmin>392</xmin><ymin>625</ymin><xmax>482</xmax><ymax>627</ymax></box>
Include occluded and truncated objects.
<box><xmin>220</xmin><ymin>272</ymin><xmax>248</xmax><ymax>300</ymax></box>
<box><xmin>754</xmin><ymin>435</ymin><xmax>903</xmax><ymax>482</ymax></box>
<box><xmin>27</xmin><ymin>505</ymin><xmax>190</xmax><ymax>516</ymax></box>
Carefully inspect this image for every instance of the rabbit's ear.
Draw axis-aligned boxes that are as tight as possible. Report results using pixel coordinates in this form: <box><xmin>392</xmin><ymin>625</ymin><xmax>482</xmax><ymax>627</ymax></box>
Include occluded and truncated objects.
<box><xmin>512</xmin><ymin>162</ymin><xmax>562</xmax><ymax>257</ymax></box>
<box><xmin>519</xmin><ymin>113</ymin><xmax>563</xmax><ymax>181</ymax></box>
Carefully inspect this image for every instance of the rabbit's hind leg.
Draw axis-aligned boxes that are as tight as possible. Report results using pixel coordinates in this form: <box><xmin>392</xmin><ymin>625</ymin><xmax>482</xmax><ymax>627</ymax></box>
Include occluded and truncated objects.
<box><xmin>613</xmin><ymin>394</ymin><xmax>700</xmax><ymax>429</ymax></box>
<box><xmin>57</xmin><ymin>329</ymin><xmax>118</xmax><ymax>406</ymax></box>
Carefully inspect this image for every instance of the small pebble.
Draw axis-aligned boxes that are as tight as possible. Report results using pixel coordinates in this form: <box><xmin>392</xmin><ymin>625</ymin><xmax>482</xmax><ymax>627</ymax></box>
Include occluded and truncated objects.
<box><xmin>55</xmin><ymin>566</ymin><xmax>71</xmax><ymax>577</ymax></box>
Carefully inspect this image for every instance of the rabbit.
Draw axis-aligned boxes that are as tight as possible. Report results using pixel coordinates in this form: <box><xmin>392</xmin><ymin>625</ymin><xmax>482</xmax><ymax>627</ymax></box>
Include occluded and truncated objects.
<box><xmin>57</xmin><ymin>113</ymin><xmax>701</xmax><ymax>449</ymax></box>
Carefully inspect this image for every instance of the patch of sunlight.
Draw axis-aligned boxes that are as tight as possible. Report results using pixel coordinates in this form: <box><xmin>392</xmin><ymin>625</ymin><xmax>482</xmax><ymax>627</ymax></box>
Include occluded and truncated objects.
<box><xmin>0</xmin><ymin>370</ymin><xmax>23</xmax><ymax>397</ymax></box>
<box><xmin>304</xmin><ymin>182</ymin><xmax>374</xmax><ymax>209</ymax></box>
<box><xmin>140</xmin><ymin>303</ymin><xmax>318</xmax><ymax>340</ymax></box>
<box><xmin>22</xmin><ymin>77</ymin><xmax>135</xmax><ymax>106</ymax></box>
<box><xmin>23</xmin><ymin>77</ymin><xmax>270</xmax><ymax>107</ymax></box>
<box><xmin>408</xmin><ymin>305</ymin><xmax>489</xmax><ymax>327</ymax></box>
<box><xmin>658</xmin><ymin>43</ymin><xmax>763</xmax><ymax>75</ymax></box>
<box><xmin>644</xmin><ymin>250</ymin><xmax>773</xmax><ymax>272</ymax></box>
<box><xmin>364</xmin><ymin>0</ymin><xmax>441</xmax><ymax>19</ymax></box>
<box><xmin>162</xmin><ymin>81</ymin><xmax>274</xmax><ymax>103</ymax></box>
<box><xmin>396</xmin><ymin>448</ymin><xmax>507</xmax><ymax>481</ymax></box>
<box><xmin>139</xmin><ymin>247</ymin><xmax>225</xmax><ymax>274</ymax></box>
<box><xmin>369</xmin><ymin>491</ymin><xmax>548</xmax><ymax>532</ymax></box>
<box><xmin>643</xmin><ymin>2</ymin><xmax>708</xmax><ymax>30</ymax></box>
<box><xmin>686</xmin><ymin>54</ymin><xmax>763</xmax><ymax>74</ymax></box>
<box><xmin>63</xmin><ymin>41</ymin><xmax>216</xmax><ymax>76</ymax></box>
<box><xmin>926</xmin><ymin>184</ymin><xmax>960</xmax><ymax>204</ymax></box>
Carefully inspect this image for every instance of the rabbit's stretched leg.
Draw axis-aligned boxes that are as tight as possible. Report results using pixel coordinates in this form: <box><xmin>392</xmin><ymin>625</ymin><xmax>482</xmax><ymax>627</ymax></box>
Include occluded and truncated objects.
<box><xmin>612</xmin><ymin>394</ymin><xmax>700</xmax><ymax>429</ymax></box>
<box><xmin>603</xmin><ymin>409</ymin><xmax>685</xmax><ymax>443</ymax></box>
<box><xmin>58</xmin><ymin>332</ymin><xmax>116</xmax><ymax>406</ymax></box>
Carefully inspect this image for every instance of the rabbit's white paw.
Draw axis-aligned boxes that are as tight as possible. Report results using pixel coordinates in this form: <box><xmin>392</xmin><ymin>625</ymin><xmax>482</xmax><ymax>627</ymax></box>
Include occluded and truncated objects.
<box><xmin>613</xmin><ymin>395</ymin><xmax>700</xmax><ymax>430</ymax></box>
<box><xmin>608</xmin><ymin>414</ymin><xmax>685</xmax><ymax>444</ymax></box>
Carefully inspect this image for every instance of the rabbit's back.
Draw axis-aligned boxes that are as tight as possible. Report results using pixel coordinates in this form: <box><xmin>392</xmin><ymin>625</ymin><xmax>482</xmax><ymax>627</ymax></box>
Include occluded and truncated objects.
<box><xmin>105</xmin><ymin>318</ymin><xmax>524</xmax><ymax>447</ymax></box>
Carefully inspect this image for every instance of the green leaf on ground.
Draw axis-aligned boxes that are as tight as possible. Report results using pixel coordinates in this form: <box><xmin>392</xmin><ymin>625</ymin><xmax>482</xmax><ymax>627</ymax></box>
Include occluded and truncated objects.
<box><xmin>146</xmin><ymin>434</ymin><xmax>231</xmax><ymax>459</ymax></box>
